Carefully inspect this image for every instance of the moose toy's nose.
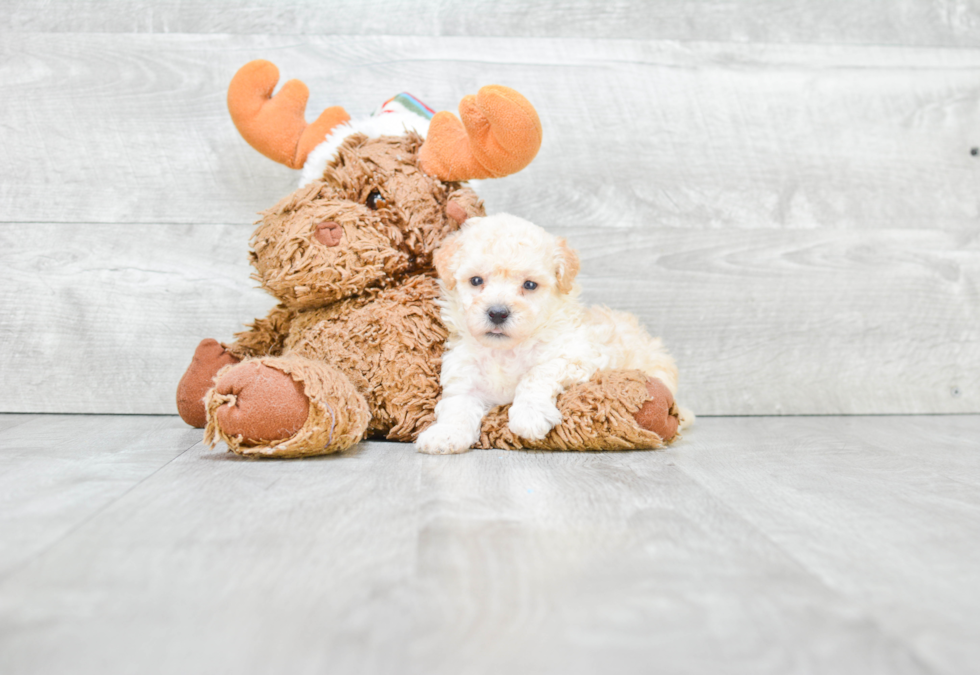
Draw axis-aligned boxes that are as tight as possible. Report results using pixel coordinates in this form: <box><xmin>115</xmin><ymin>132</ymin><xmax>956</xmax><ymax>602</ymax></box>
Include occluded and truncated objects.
<box><xmin>487</xmin><ymin>306</ymin><xmax>510</xmax><ymax>325</ymax></box>
<box><xmin>314</xmin><ymin>221</ymin><xmax>343</xmax><ymax>247</ymax></box>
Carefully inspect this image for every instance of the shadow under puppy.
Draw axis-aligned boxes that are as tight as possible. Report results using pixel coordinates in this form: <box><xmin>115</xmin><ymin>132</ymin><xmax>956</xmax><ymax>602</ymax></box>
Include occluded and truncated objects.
<box><xmin>416</xmin><ymin>213</ymin><xmax>693</xmax><ymax>455</ymax></box>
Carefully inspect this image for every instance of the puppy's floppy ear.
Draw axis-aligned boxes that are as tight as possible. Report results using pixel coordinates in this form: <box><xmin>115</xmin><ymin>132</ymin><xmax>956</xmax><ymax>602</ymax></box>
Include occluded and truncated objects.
<box><xmin>555</xmin><ymin>238</ymin><xmax>580</xmax><ymax>294</ymax></box>
<box><xmin>433</xmin><ymin>231</ymin><xmax>463</xmax><ymax>289</ymax></box>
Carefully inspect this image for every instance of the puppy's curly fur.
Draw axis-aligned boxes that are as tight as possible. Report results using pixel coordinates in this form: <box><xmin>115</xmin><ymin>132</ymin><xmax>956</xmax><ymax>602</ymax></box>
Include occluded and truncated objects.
<box><xmin>416</xmin><ymin>214</ymin><xmax>692</xmax><ymax>455</ymax></box>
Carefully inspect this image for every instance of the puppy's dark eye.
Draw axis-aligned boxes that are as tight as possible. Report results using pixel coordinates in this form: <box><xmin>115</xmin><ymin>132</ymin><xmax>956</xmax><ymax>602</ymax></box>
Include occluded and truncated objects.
<box><xmin>523</xmin><ymin>280</ymin><xmax>538</xmax><ymax>291</ymax></box>
<box><xmin>366</xmin><ymin>189</ymin><xmax>386</xmax><ymax>210</ymax></box>
<box><xmin>470</xmin><ymin>276</ymin><xmax>483</xmax><ymax>287</ymax></box>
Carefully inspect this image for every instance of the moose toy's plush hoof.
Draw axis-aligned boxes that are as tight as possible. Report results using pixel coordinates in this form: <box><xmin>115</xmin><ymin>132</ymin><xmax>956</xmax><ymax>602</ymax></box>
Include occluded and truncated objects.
<box><xmin>634</xmin><ymin>377</ymin><xmax>681</xmax><ymax>442</ymax></box>
<box><xmin>204</xmin><ymin>357</ymin><xmax>372</xmax><ymax>458</ymax></box>
<box><xmin>176</xmin><ymin>338</ymin><xmax>241</xmax><ymax>428</ymax></box>
<box><xmin>208</xmin><ymin>361</ymin><xmax>310</xmax><ymax>443</ymax></box>
<box><xmin>471</xmin><ymin>370</ymin><xmax>685</xmax><ymax>452</ymax></box>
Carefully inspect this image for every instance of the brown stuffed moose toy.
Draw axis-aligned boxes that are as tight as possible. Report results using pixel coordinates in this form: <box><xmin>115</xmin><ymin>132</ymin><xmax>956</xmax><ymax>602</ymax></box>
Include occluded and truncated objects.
<box><xmin>176</xmin><ymin>59</ymin><xmax>683</xmax><ymax>457</ymax></box>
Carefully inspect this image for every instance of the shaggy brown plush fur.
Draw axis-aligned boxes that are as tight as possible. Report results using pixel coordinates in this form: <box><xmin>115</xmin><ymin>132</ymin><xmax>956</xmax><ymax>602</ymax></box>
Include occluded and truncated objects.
<box><xmin>478</xmin><ymin>370</ymin><xmax>676</xmax><ymax>451</ymax></box>
<box><xmin>177</xmin><ymin>132</ymin><xmax>682</xmax><ymax>457</ymax></box>
<box><xmin>204</xmin><ymin>356</ymin><xmax>371</xmax><ymax>458</ymax></box>
<box><xmin>249</xmin><ymin>133</ymin><xmax>473</xmax><ymax>310</ymax></box>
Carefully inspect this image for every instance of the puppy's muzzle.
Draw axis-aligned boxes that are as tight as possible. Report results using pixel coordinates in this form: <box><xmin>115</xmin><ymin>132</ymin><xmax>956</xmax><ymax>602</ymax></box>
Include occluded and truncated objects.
<box><xmin>487</xmin><ymin>306</ymin><xmax>510</xmax><ymax>326</ymax></box>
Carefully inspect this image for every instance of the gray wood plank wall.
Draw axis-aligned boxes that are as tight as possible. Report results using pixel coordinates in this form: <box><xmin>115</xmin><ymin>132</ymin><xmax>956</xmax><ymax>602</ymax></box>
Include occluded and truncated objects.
<box><xmin>5</xmin><ymin>1</ymin><xmax>979</xmax><ymax>47</ymax></box>
<box><xmin>1</xmin><ymin>2</ymin><xmax>978</xmax><ymax>415</ymax></box>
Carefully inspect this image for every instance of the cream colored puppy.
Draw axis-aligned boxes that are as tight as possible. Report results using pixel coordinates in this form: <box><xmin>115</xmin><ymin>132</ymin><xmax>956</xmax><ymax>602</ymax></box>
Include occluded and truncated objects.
<box><xmin>415</xmin><ymin>213</ymin><xmax>688</xmax><ymax>455</ymax></box>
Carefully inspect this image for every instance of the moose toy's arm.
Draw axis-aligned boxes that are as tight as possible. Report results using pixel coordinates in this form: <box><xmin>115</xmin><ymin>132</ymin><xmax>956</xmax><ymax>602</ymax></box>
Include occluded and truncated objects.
<box><xmin>224</xmin><ymin>304</ymin><xmax>295</xmax><ymax>361</ymax></box>
<box><xmin>176</xmin><ymin>304</ymin><xmax>295</xmax><ymax>428</ymax></box>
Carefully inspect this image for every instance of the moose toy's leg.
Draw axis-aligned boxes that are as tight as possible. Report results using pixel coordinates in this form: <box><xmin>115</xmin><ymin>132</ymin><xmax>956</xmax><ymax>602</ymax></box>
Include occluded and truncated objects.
<box><xmin>476</xmin><ymin>370</ymin><xmax>692</xmax><ymax>451</ymax></box>
<box><xmin>634</xmin><ymin>377</ymin><xmax>682</xmax><ymax>442</ymax></box>
<box><xmin>176</xmin><ymin>339</ymin><xmax>241</xmax><ymax>428</ymax></box>
<box><xmin>178</xmin><ymin>306</ymin><xmax>298</xmax><ymax>427</ymax></box>
<box><xmin>205</xmin><ymin>355</ymin><xmax>370</xmax><ymax>458</ymax></box>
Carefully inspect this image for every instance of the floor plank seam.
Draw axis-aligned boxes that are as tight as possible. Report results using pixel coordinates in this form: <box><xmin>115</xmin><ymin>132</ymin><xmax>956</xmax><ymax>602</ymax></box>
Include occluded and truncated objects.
<box><xmin>0</xmin><ymin>439</ymin><xmax>203</xmax><ymax>586</ymax></box>
<box><xmin>0</xmin><ymin>417</ymin><xmax>36</xmax><ymax>435</ymax></box>
<box><xmin>670</xmin><ymin>458</ymin><xmax>944</xmax><ymax>674</ymax></box>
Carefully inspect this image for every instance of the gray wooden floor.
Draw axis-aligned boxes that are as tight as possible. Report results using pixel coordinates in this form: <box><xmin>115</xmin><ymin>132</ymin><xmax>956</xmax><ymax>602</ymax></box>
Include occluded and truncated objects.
<box><xmin>1</xmin><ymin>414</ymin><xmax>978</xmax><ymax>674</ymax></box>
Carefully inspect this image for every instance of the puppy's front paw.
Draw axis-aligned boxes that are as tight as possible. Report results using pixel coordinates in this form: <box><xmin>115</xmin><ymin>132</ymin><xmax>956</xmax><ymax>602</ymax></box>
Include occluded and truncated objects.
<box><xmin>415</xmin><ymin>423</ymin><xmax>476</xmax><ymax>455</ymax></box>
<box><xmin>508</xmin><ymin>400</ymin><xmax>562</xmax><ymax>441</ymax></box>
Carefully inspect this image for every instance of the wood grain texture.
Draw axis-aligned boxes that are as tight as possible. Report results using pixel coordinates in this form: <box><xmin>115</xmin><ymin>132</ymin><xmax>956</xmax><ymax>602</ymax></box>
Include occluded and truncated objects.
<box><xmin>4</xmin><ymin>0</ymin><xmax>980</xmax><ymax>48</ymax></box>
<box><xmin>2</xmin><ymin>222</ymin><xmax>977</xmax><ymax>415</ymax></box>
<box><xmin>0</xmin><ymin>222</ymin><xmax>275</xmax><ymax>414</ymax></box>
<box><xmin>0</xmin><ymin>429</ymin><xmax>423</xmax><ymax>675</ymax></box>
<box><xmin>0</xmin><ymin>414</ymin><xmax>36</xmax><ymax>434</ymax></box>
<box><xmin>1</xmin><ymin>414</ymin><xmax>978</xmax><ymax>673</ymax></box>
<box><xmin>2</xmin><ymin>30</ymin><xmax>978</xmax><ymax>416</ymax></box>
<box><xmin>409</xmin><ymin>425</ymin><xmax>938</xmax><ymax>675</ymax></box>
<box><xmin>566</xmin><ymin>225</ymin><xmax>980</xmax><ymax>416</ymax></box>
<box><xmin>672</xmin><ymin>415</ymin><xmax>980</xmax><ymax>675</ymax></box>
<box><xmin>0</xmin><ymin>34</ymin><xmax>977</xmax><ymax>230</ymax></box>
<box><xmin>0</xmin><ymin>414</ymin><xmax>196</xmax><ymax>578</ymax></box>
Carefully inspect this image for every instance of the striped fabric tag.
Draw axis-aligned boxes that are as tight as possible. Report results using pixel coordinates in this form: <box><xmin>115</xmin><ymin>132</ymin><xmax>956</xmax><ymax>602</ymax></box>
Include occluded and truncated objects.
<box><xmin>376</xmin><ymin>92</ymin><xmax>436</xmax><ymax>120</ymax></box>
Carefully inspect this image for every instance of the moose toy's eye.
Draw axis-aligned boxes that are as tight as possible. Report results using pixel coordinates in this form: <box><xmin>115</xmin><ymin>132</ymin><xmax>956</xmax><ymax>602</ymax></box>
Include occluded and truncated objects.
<box><xmin>366</xmin><ymin>189</ymin><xmax>386</xmax><ymax>210</ymax></box>
<box><xmin>470</xmin><ymin>276</ymin><xmax>484</xmax><ymax>287</ymax></box>
<box><xmin>523</xmin><ymin>280</ymin><xmax>538</xmax><ymax>291</ymax></box>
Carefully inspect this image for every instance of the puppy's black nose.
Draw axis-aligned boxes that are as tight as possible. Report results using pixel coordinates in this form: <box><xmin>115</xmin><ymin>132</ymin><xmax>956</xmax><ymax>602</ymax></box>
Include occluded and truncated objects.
<box><xmin>487</xmin><ymin>306</ymin><xmax>510</xmax><ymax>325</ymax></box>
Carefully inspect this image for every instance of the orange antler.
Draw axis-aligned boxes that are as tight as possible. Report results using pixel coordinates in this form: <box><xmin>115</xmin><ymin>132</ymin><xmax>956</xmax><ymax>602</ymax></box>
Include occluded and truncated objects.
<box><xmin>419</xmin><ymin>85</ymin><xmax>542</xmax><ymax>181</ymax></box>
<box><xmin>227</xmin><ymin>60</ymin><xmax>351</xmax><ymax>169</ymax></box>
